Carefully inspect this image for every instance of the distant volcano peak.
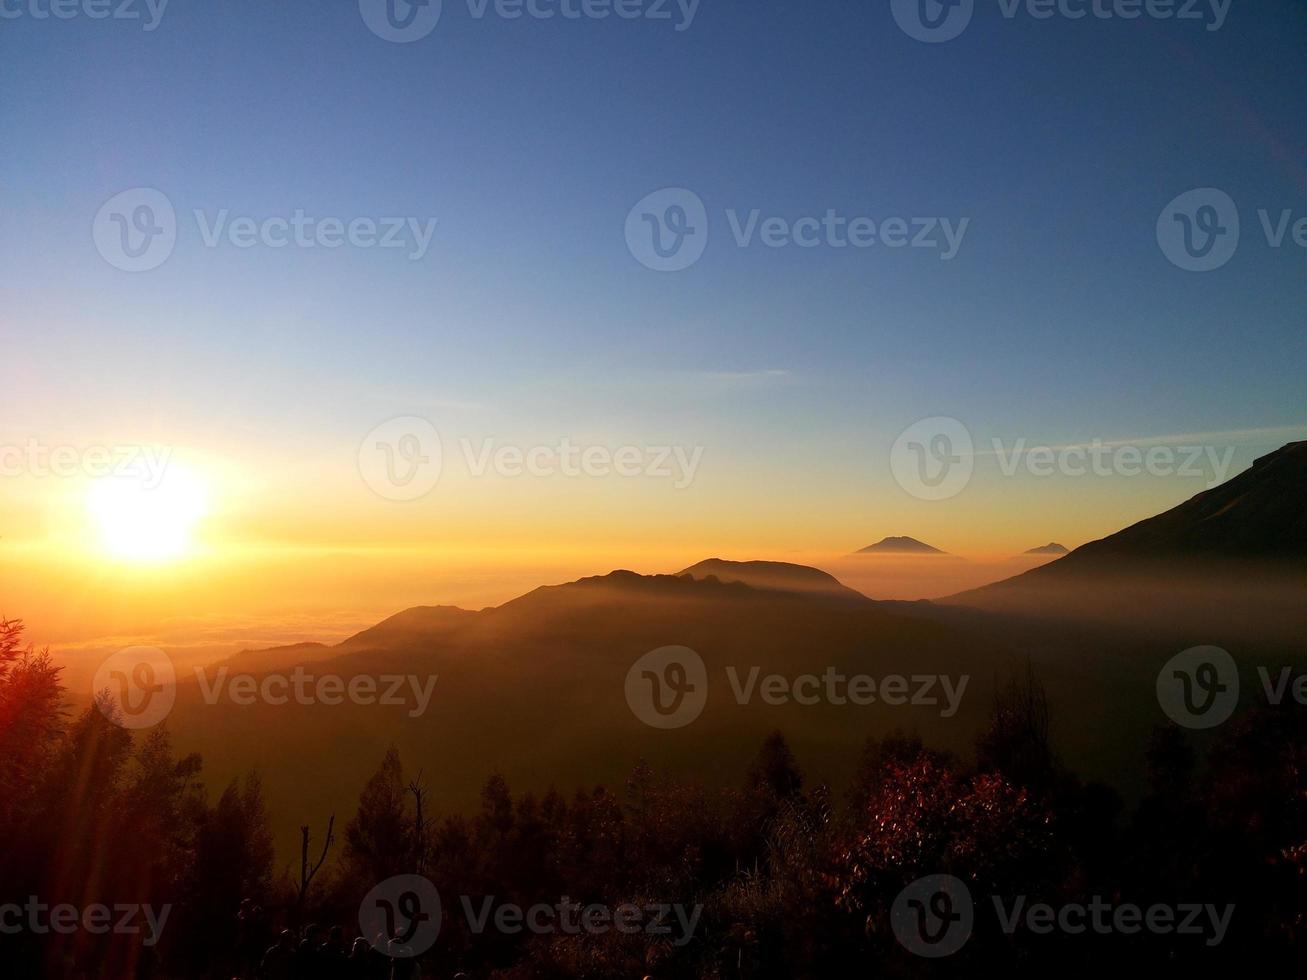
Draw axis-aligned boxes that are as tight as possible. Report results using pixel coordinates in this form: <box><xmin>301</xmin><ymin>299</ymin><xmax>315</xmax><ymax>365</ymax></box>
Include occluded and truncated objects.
<box><xmin>856</xmin><ymin>536</ymin><xmax>947</xmax><ymax>555</ymax></box>
<box><xmin>1025</xmin><ymin>542</ymin><xmax>1069</xmax><ymax>555</ymax></box>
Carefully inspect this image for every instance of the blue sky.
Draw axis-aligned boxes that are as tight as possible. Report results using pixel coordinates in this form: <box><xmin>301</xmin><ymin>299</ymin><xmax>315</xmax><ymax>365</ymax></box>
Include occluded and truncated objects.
<box><xmin>3</xmin><ymin>0</ymin><xmax>1306</xmax><ymax>560</ymax></box>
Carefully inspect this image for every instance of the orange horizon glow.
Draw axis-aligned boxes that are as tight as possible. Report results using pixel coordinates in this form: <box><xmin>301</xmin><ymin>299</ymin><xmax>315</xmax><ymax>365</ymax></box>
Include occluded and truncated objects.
<box><xmin>4</xmin><ymin>430</ymin><xmax>1302</xmax><ymax>674</ymax></box>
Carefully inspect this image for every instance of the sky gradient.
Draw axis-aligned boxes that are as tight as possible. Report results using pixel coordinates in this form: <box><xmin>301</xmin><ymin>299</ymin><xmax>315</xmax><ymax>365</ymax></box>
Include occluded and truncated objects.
<box><xmin>3</xmin><ymin>1</ymin><xmax>1305</xmax><ymax>650</ymax></box>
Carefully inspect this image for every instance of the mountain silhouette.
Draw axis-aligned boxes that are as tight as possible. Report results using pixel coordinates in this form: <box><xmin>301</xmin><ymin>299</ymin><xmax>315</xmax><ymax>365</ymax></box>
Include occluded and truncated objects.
<box><xmin>945</xmin><ymin>441</ymin><xmax>1307</xmax><ymax>645</ymax></box>
<box><xmin>168</xmin><ymin>563</ymin><xmax>1015</xmax><ymax>854</ymax></box>
<box><xmin>158</xmin><ymin>448</ymin><xmax>1307</xmax><ymax>855</ymax></box>
<box><xmin>678</xmin><ymin>558</ymin><xmax>865</xmax><ymax>598</ymax></box>
<box><xmin>1024</xmin><ymin>543</ymin><xmax>1069</xmax><ymax>555</ymax></box>
<box><xmin>855</xmin><ymin>536</ymin><xmax>947</xmax><ymax>555</ymax></box>
<box><xmin>1058</xmin><ymin>441</ymin><xmax>1306</xmax><ymax>562</ymax></box>
<box><xmin>965</xmin><ymin>441</ymin><xmax>1306</xmax><ymax>591</ymax></box>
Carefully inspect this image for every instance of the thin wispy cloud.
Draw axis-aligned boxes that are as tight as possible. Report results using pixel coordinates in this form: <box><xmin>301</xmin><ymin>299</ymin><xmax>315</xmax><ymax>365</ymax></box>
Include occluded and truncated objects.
<box><xmin>680</xmin><ymin>369</ymin><xmax>795</xmax><ymax>386</ymax></box>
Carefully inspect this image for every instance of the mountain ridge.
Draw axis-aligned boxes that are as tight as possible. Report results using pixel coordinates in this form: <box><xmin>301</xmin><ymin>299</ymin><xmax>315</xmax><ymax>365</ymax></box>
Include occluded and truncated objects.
<box><xmin>955</xmin><ymin>440</ymin><xmax>1307</xmax><ymax>601</ymax></box>
<box><xmin>678</xmin><ymin>558</ymin><xmax>866</xmax><ymax>599</ymax></box>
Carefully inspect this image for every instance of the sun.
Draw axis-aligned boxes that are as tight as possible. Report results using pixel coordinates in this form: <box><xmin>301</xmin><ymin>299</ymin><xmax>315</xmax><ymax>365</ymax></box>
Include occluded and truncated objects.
<box><xmin>86</xmin><ymin>463</ymin><xmax>209</xmax><ymax>562</ymax></box>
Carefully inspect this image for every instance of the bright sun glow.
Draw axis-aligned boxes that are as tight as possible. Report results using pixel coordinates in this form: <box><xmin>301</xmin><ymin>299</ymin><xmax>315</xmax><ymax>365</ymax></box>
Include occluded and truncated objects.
<box><xmin>86</xmin><ymin>464</ymin><xmax>209</xmax><ymax>562</ymax></box>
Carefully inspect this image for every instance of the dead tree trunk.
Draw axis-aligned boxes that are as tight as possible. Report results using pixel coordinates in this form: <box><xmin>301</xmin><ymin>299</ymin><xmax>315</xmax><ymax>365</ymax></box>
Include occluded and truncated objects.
<box><xmin>293</xmin><ymin>814</ymin><xmax>335</xmax><ymax>923</ymax></box>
